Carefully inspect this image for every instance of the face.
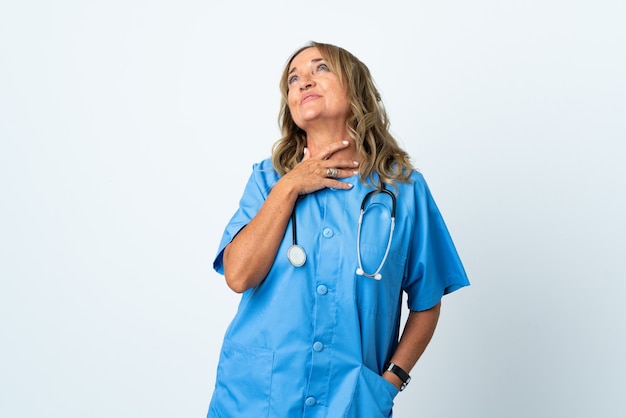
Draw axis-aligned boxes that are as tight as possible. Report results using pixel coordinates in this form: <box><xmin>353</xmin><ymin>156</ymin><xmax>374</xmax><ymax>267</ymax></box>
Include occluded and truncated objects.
<box><xmin>286</xmin><ymin>47</ymin><xmax>351</xmax><ymax>130</ymax></box>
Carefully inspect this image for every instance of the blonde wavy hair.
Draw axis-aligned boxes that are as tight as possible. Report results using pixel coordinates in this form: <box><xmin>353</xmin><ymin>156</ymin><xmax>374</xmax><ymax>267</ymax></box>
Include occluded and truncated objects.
<box><xmin>272</xmin><ymin>41</ymin><xmax>414</xmax><ymax>190</ymax></box>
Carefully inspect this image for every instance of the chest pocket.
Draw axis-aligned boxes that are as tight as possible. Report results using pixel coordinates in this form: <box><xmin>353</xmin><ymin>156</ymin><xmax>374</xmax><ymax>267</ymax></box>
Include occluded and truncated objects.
<box><xmin>353</xmin><ymin>244</ymin><xmax>406</xmax><ymax>316</ymax></box>
<box><xmin>352</xmin><ymin>194</ymin><xmax>407</xmax><ymax>316</ymax></box>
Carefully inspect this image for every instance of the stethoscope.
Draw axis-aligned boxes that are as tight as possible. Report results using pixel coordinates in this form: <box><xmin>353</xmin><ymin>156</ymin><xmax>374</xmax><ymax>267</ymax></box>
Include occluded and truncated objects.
<box><xmin>287</xmin><ymin>186</ymin><xmax>396</xmax><ymax>280</ymax></box>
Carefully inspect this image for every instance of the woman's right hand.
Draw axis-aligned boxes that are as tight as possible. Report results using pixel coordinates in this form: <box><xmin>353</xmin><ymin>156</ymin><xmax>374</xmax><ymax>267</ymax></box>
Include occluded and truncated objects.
<box><xmin>278</xmin><ymin>140</ymin><xmax>359</xmax><ymax>196</ymax></box>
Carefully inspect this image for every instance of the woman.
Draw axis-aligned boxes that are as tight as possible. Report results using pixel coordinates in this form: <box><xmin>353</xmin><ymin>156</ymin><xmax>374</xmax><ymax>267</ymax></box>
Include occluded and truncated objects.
<box><xmin>209</xmin><ymin>41</ymin><xmax>469</xmax><ymax>417</ymax></box>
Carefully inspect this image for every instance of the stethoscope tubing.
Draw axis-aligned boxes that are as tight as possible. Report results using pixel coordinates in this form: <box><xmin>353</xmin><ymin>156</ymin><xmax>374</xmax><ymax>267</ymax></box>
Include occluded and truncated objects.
<box><xmin>287</xmin><ymin>186</ymin><xmax>396</xmax><ymax>280</ymax></box>
<box><xmin>355</xmin><ymin>187</ymin><xmax>396</xmax><ymax>280</ymax></box>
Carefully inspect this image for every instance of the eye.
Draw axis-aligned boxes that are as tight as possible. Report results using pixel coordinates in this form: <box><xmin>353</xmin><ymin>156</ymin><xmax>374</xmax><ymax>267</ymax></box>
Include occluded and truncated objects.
<box><xmin>317</xmin><ymin>63</ymin><xmax>329</xmax><ymax>72</ymax></box>
<box><xmin>287</xmin><ymin>74</ymin><xmax>299</xmax><ymax>85</ymax></box>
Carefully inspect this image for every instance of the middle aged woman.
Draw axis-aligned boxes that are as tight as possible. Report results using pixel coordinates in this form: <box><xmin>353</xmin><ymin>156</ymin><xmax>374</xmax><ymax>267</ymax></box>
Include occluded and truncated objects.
<box><xmin>208</xmin><ymin>41</ymin><xmax>470</xmax><ymax>417</ymax></box>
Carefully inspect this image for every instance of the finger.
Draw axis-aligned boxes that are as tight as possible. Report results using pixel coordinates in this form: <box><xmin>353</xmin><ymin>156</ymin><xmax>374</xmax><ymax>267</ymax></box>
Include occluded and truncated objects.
<box><xmin>325</xmin><ymin>178</ymin><xmax>354</xmax><ymax>190</ymax></box>
<box><xmin>323</xmin><ymin>159</ymin><xmax>360</xmax><ymax>171</ymax></box>
<box><xmin>318</xmin><ymin>140</ymin><xmax>350</xmax><ymax>160</ymax></box>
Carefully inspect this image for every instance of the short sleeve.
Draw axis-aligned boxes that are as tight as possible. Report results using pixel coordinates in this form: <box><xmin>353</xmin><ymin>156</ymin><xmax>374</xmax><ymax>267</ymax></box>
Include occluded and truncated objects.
<box><xmin>402</xmin><ymin>173</ymin><xmax>470</xmax><ymax>311</ymax></box>
<box><xmin>212</xmin><ymin>160</ymin><xmax>279</xmax><ymax>275</ymax></box>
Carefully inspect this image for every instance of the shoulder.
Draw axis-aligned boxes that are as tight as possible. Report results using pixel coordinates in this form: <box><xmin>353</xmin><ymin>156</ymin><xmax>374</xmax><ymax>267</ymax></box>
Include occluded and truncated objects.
<box><xmin>251</xmin><ymin>157</ymin><xmax>276</xmax><ymax>173</ymax></box>
<box><xmin>408</xmin><ymin>169</ymin><xmax>426</xmax><ymax>184</ymax></box>
<box><xmin>394</xmin><ymin>169</ymin><xmax>439</xmax><ymax>213</ymax></box>
<box><xmin>399</xmin><ymin>169</ymin><xmax>429</xmax><ymax>194</ymax></box>
<box><xmin>247</xmin><ymin>158</ymin><xmax>280</xmax><ymax>193</ymax></box>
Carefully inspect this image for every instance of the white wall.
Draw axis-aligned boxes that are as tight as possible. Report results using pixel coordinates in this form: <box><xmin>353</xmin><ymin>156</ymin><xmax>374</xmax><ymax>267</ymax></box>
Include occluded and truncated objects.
<box><xmin>1</xmin><ymin>1</ymin><xmax>624</xmax><ymax>417</ymax></box>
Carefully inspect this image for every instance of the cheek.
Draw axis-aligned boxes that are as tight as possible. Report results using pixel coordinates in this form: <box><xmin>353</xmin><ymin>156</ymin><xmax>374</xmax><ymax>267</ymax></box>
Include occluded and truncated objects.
<box><xmin>287</xmin><ymin>93</ymin><xmax>299</xmax><ymax>113</ymax></box>
<box><xmin>331</xmin><ymin>85</ymin><xmax>350</xmax><ymax>113</ymax></box>
<box><xmin>287</xmin><ymin>95</ymin><xmax>304</xmax><ymax>126</ymax></box>
<box><xmin>332</xmin><ymin>94</ymin><xmax>351</xmax><ymax>115</ymax></box>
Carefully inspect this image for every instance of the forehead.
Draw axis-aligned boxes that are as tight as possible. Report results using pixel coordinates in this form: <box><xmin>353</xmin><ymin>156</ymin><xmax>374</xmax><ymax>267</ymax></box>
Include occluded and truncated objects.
<box><xmin>289</xmin><ymin>47</ymin><xmax>324</xmax><ymax>71</ymax></box>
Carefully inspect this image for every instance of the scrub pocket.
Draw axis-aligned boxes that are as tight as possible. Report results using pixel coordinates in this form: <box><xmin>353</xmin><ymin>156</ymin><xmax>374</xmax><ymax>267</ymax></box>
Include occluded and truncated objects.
<box><xmin>344</xmin><ymin>365</ymin><xmax>398</xmax><ymax>417</ymax></box>
<box><xmin>354</xmin><ymin>247</ymin><xmax>406</xmax><ymax>317</ymax></box>
<box><xmin>208</xmin><ymin>338</ymin><xmax>274</xmax><ymax>418</ymax></box>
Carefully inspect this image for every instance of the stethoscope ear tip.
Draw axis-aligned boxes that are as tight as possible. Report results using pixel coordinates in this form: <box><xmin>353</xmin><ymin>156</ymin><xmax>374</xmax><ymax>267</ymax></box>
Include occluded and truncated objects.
<box><xmin>355</xmin><ymin>268</ymin><xmax>383</xmax><ymax>280</ymax></box>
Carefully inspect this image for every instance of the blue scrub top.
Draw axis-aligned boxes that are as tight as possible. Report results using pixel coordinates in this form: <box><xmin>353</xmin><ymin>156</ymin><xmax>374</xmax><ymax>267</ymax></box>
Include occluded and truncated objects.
<box><xmin>209</xmin><ymin>159</ymin><xmax>469</xmax><ymax>418</ymax></box>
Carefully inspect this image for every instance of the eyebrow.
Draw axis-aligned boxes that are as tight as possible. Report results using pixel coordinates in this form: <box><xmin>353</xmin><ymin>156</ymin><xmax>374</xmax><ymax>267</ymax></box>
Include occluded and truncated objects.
<box><xmin>288</xmin><ymin>58</ymin><xmax>325</xmax><ymax>75</ymax></box>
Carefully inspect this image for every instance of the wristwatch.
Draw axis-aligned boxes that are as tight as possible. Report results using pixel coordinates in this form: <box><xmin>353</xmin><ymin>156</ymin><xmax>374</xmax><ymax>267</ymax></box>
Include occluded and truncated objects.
<box><xmin>385</xmin><ymin>362</ymin><xmax>411</xmax><ymax>391</ymax></box>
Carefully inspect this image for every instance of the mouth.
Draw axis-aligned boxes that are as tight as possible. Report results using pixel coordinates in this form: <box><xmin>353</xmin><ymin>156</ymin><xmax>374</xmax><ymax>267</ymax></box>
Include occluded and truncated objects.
<box><xmin>301</xmin><ymin>94</ymin><xmax>320</xmax><ymax>104</ymax></box>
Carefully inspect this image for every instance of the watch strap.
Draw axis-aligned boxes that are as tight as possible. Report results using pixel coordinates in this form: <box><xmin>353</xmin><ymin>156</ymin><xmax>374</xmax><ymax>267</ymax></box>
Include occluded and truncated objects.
<box><xmin>385</xmin><ymin>362</ymin><xmax>411</xmax><ymax>391</ymax></box>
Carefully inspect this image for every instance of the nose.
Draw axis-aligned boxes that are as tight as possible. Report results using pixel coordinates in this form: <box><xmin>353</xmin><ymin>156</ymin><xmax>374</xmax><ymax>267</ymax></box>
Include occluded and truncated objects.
<box><xmin>299</xmin><ymin>75</ymin><xmax>314</xmax><ymax>90</ymax></box>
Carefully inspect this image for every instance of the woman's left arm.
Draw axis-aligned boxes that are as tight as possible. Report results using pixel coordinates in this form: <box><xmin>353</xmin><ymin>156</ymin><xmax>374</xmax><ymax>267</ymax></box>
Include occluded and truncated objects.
<box><xmin>382</xmin><ymin>301</ymin><xmax>442</xmax><ymax>390</ymax></box>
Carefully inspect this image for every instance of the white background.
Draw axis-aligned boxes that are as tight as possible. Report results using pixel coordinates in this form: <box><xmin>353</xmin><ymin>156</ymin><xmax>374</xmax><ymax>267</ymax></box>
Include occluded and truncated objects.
<box><xmin>1</xmin><ymin>1</ymin><xmax>625</xmax><ymax>417</ymax></box>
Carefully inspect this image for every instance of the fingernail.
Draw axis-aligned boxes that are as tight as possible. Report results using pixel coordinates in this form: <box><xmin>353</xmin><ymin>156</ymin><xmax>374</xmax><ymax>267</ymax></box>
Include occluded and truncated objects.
<box><xmin>303</xmin><ymin>147</ymin><xmax>308</xmax><ymax>154</ymax></box>
<box><xmin>343</xmin><ymin>140</ymin><xmax>349</xmax><ymax>145</ymax></box>
<box><xmin>353</xmin><ymin>171</ymin><xmax>359</xmax><ymax>175</ymax></box>
<box><xmin>353</xmin><ymin>161</ymin><xmax>359</xmax><ymax>165</ymax></box>
<box><xmin>347</xmin><ymin>183</ymin><xmax>353</xmax><ymax>188</ymax></box>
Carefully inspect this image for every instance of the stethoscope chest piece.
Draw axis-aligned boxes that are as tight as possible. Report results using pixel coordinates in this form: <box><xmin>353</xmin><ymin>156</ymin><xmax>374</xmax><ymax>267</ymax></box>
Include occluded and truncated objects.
<box><xmin>287</xmin><ymin>244</ymin><xmax>306</xmax><ymax>267</ymax></box>
<box><xmin>288</xmin><ymin>203</ymin><xmax>307</xmax><ymax>267</ymax></box>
